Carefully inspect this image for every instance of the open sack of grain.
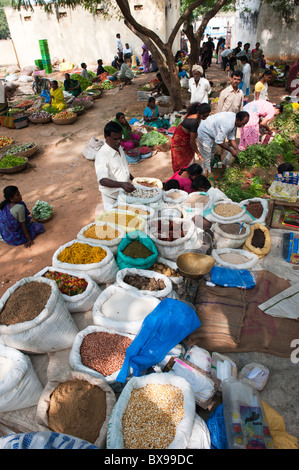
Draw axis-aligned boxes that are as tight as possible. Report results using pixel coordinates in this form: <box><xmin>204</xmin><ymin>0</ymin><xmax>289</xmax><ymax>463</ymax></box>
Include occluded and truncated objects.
<box><xmin>34</xmin><ymin>267</ymin><xmax>102</xmax><ymax>313</ymax></box>
<box><xmin>52</xmin><ymin>239</ymin><xmax>118</xmax><ymax>284</ymax></box>
<box><xmin>204</xmin><ymin>200</ymin><xmax>255</xmax><ymax>225</ymax></box>
<box><xmin>163</xmin><ymin>189</ymin><xmax>189</xmax><ymax>204</ymax></box>
<box><xmin>0</xmin><ymin>343</ymin><xmax>43</xmax><ymax>412</ymax></box>
<box><xmin>132</xmin><ymin>177</ymin><xmax>163</xmax><ymax>189</ymax></box>
<box><xmin>240</xmin><ymin>198</ymin><xmax>269</xmax><ymax>225</ymax></box>
<box><xmin>183</xmin><ymin>191</ymin><xmax>212</xmax><ymax>216</ymax></box>
<box><xmin>92</xmin><ymin>285</ymin><xmax>160</xmax><ymax>335</ymax></box>
<box><xmin>69</xmin><ymin>325</ymin><xmax>135</xmax><ymax>386</ymax></box>
<box><xmin>149</xmin><ymin>256</ymin><xmax>183</xmax><ymax>288</ymax></box>
<box><xmin>96</xmin><ymin>210</ymin><xmax>146</xmax><ymax>234</ymax></box>
<box><xmin>106</xmin><ymin>372</ymin><xmax>209</xmax><ymax>449</ymax></box>
<box><xmin>147</xmin><ymin>217</ymin><xmax>203</xmax><ymax>261</ymax></box>
<box><xmin>77</xmin><ymin>222</ymin><xmax>126</xmax><ymax>256</ymax></box>
<box><xmin>211</xmin><ymin>248</ymin><xmax>259</xmax><ymax>270</ymax></box>
<box><xmin>0</xmin><ymin>277</ymin><xmax>78</xmax><ymax>353</ymax></box>
<box><xmin>213</xmin><ymin>222</ymin><xmax>251</xmax><ymax>249</ymax></box>
<box><xmin>112</xmin><ymin>202</ymin><xmax>155</xmax><ymax>220</ymax></box>
<box><xmin>116</xmin><ymin>230</ymin><xmax>158</xmax><ymax>270</ymax></box>
<box><xmin>36</xmin><ymin>370</ymin><xmax>116</xmax><ymax>448</ymax></box>
<box><xmin>115</xmin><ymin>268</ymin><xmax>176</xmax><ymax>299</ymax></box>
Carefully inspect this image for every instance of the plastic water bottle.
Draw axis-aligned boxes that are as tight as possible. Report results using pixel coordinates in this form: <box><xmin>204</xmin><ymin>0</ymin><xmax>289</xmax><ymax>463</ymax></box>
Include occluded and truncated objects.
<box><xmin>222</xmin><ymin>377</ymin><xmax>273</xmax><ymax>449</ymax></box>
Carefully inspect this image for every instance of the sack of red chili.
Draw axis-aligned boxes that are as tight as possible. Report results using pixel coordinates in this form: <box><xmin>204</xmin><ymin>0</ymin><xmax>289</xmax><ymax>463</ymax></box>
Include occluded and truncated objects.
<box><xmin>34</xmin><ymin>267</ymin><xmax>102</xmax><ymax>313</ymax></box>
<box><xmin>69</xmin><ymin>325</ymin><xmax>135</xmax><ymax>389</ymax></box>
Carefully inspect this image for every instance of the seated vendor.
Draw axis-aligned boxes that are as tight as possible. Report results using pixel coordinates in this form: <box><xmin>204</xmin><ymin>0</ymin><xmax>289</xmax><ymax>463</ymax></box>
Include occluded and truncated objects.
<box><xmin>0</xmin><ymin>83</ymin><xmax>17</xmax><ymax>116</ymax></box>
<box><xmin>32</xmin><ymin>74</ymin><xmax>50</xmax><ymax>95</ymax></box>
<box><xmin>43</xmin><ymin>80</ymin><xmax>66</xmax><ymax>111</ymax></box>
<box><xmin>144</xmin><ymin>97</ymin><xmax>170</xmax><ymax>129</ymax></box>
<box><xmin>155</xmin><ymin>72</ymin><xmax>170</xmax><ymax>96</ymax></box>
<box><xmin>92</xmin><ymin>59</ymin><xmax>109</xmax><ymax>83</ymax></box>
<box><xmin>164</xmin><ymin>163</ymin><xmax>203</xmax><ymax>193</ymax></box>
<box><xmin>81</xmin><ymin>63</ymin><xmax>90</xmax><ymax>80</ymax></box>
<box><xmin>118</xmin><ymin>58</ymin><xmax>135</xmax><ymax>86</ymax></box>
<box><xmin>114</xmin><ymin>112</ymin><xmax>141</xmax><ymax>151</ymax></box>
<box><xmin>0</xmin><ymin>186</ymin><xmax>45</xmax><ymax>248</ymax></box>
<box><xmin>64</xmin><ymin>73</ymin><xmax>82</xmax><ymax>97</ymax></box>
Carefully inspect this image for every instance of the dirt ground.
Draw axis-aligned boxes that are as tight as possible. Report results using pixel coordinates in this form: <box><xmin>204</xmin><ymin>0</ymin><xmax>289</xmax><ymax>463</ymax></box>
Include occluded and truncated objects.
<box><xmin>0</xmin><ymin>63</ymin><xmax>288</xmax><ymax>294</ymax></box>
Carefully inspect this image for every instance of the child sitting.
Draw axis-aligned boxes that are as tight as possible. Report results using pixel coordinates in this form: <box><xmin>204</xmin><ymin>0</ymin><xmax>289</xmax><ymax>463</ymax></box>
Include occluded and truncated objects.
<box><xmin>164</xmin><ymin>163</ymin><xmax>203</xmax><ymax>193</ymax></box>
<box><xmin>191</xmin><ymin>174</ymin><xmax>212</xmax><ymax>192</ymax></box>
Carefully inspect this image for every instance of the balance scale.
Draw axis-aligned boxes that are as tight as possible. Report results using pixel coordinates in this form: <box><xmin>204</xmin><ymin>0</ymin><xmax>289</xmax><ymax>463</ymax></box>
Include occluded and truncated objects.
<box><xmin>176</xmin><ymin>252</ymin><xmax>215</xmax><ymax>305</ymax></box>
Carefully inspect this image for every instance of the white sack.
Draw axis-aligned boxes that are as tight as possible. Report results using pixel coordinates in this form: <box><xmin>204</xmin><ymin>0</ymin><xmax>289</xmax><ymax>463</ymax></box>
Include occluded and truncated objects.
<box><xmin>148</xmin><ymin>217</ymin><xmax>203</xmax><ymax>261</ymax></box>
<box><xmin>52</xmin><ymin>239</ymin><xmax>118</xmax><ymax>284</ymax></box>
<box><xmin>115</xmin><ymin>268</ymin><xmax>174</xmax><ymax>299</ymax></box>
<box><xmin>92</xmin><ymin>285</ymin><xmax>160</xmax><ymax>335</ymax></box>
<box><xmin>213</xmin><ymin>222</ymin><xmax>251</xmax><ymax>249</ymax></box>
<box><xmin>239</xmin><ymin>197</ymin><xmax>269</xmax><ymax>225</ymax></box>
<box><xmin>113</xmin><ymin>202</ymin><xmax>155</xmax><ymax>221</ymax></box>
<box><xmin>187</xmin><ymin>414</ymin><xmax>211</xmax><ymax>449</ymax></box>
<box><xmin>77</xmin><ymin>222</ymin><xmax>126</xmax><ymax>256</ymax></box>
<box><xmin>163</xmin><ymin>189</ymin><xmax>188</xmax><ymax>204</ymax></box>
<box><xmin>106</xmin><ymin>372</ymin><xmax>196</xmax><ymax>449</ymax></box>
<box><xmin>0</xmin><ymin>277</ymin><xmax>79</xmax><ymax>354</ymax></box>
<box><xmin>69</xmin><ymin>325</ymin><xmax>135</xmax><ymax>385</ymax></box>
<box><xmin>211</xmin><ymin>248</ymin><xmax>259</xmax><ymax>270</ymax></box>
<box><xmin>0</xmin><ymin>343</ymin><xmax>43</xmax><ymax>412</ymax></box>
<box><xmin>36</xmin><ymin>370</ymin><xmax>116</xmax><ymax>448</ymax></box>
<box><xmin>83</xmin><ymin>137</ymin><xmax>104</xmax><ymax>161</ymax></box>
<box><xmin>152</xmin><ymin>256</ymin><xmax>184</xmax><ymax>287</ymax></box>
<box><xmin>118</xmin><ymin>183</ymin><xmax>163</xmax><ymax>206</ymax></box>
<box><xmin>34</xmin><ymin>266</ymin><xmax>102</xmax><ymax>313</ymax></box>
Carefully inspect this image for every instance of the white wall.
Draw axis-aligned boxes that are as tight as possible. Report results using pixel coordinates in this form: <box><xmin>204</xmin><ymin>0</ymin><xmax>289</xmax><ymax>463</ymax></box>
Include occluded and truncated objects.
<box><xmin>4</xmin><ymin>0</ymin><xmax>181</xmax><ymax>68</ymax></box>
<box><xmin>0</xmin><ymin>39</ymin><xmax>17</xmax><ymax>66</ymax></box>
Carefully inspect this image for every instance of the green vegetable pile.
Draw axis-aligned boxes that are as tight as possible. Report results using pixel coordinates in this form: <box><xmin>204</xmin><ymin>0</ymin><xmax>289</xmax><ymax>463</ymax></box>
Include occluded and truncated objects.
<box><xmin>139</xmin><ymin>131</ymin><xmax>169</xmax><ymax>147</ymax></box>
<box><xmin>0</xmin><ymin>155</ymin><xmax>26</xmax><ymax>169</ymax></box>
<box><xmin>99</xmin><ymin>81</ymin><xmax>116</xmax><ymax>90</ymax></box>
<box><xmin>70</xmin><ymin>73</ymin><xmax>92</xmax><ymax>91</ymax></box>
<box><xmin>238</xmin><ymin>136</ymin><xmax>296</xmax><ymax>169</ymax></box>
<box><xmin>218</xmin><ymin>167</ymin><xmax>267</xmax><ymax>203</ymax></box>
<box><xmin>32</xmin><ymin>200</ymin><xmax>53</xmax><ymax>220</ymax></box>
<box><xmin>271</xmin><ymin>103</ymin><xmax>299</xmax><ymax>139</ymax></box>
<box><xmin>43</xmin><ymin>105</ymin><xmax>61</xmax><ymax>115</ymax></box>
<box><xmin>103</xmin><ymin>66</ymin><xmax>117</xmax><ymax>75</ymax></box>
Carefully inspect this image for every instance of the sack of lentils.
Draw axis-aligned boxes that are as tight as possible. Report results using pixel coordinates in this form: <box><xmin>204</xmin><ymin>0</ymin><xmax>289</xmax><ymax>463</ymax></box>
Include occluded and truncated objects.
<box><xmin>52</xmin><ymin>239</ymin><xmax>118</xmax><ymax>284</ymax></box>
<box><xmin>36</xmin><ymin>370</ymin><xmax>116</xmax><ymax>448</ymax></box>
<box><xmin>69</xmin><ymin>325</ymin><xmax>135</xmax><ymax>387</ymax></box>
<box><xmin>106</xmin><ymin>372</ymin><xmax>196</xmax><ymax>449</ymax></box>
<box><xmin>0</xmin><ymin>277</ymin><xmax>79</xmax><ymax>353</ymax></box>
<box><xmin>0</xmin><ymin>343</ymin><xmax>43</xmax><ymax>412</ymax></box>
<box><xmin>34</xmin><ymin>267</ymin><xmax>102</xmax><ymax>313</ymax></box>
<box><xmin>213</xmin><ymin>222</ymin><xmax>251</xmax><ymax>249</ymax></box>
<box><xmin>77</xmin><ymin>222</ymin><xmax>126</xmax><ymax>256</ymax></box>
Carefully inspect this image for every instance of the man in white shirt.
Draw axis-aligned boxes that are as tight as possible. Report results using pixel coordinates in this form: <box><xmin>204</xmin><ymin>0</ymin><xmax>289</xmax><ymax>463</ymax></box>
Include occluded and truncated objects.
<box><xmin>116</xmin><ymin>33</ymin><xmax>123</xmax><ymax>60</ymax></box>
<box><xmin>124</xmin><ymin>43</ymin><xmax>132</xmax><ymax>60</ymax></box>
<box><xmin>197</xmin><ymin>111</ymin><xmax>249</xmax><ymax>173</ymax></box>
<box><xmin>95</xmin><ymin>121</ymin><xmax>135</xmax><ymax>210</ymax></box>
<box><xmin>188</xmin><ymin>65</ymin><xmax>211</xmax><ymax>104</ymax></box>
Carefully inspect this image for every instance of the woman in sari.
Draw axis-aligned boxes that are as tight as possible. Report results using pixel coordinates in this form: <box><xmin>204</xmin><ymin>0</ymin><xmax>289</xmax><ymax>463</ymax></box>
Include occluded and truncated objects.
<box><xmin>43</xmin><ymin>81</ymin><xmax>66</xmax><ymax>111</ymax></box>
<box><xmin>114</xmin><ymin>112</ymin><xmax>141</xmax><ymax>151</ymax></box>
<box><xmin>64</xmin><ymin>73</ymin><xmax>82</xmax><ymax>97</ymax></box>
<box><xmin>164</xmin><ymin>163</ymin><xmax>203</xmax><ymax>193</ymax></box>
<box><xmin>0</xmin><ymin>186</ymin><xmax>44</xmax><ymax>247</ymax></box>
<box><xmin>142</xmin><ymin>44</ymin><xmax>150</xmax><ymax>73</ymax></box>
<box><xmin>144</xmin><ymin>97</ymin><xmax>170</xmax><ymax>129</ymax></box>
<box><xmin>239</xmin><ymin>100</ymin><xmax>283</xmax><ymax>150</ymax></box>
<box><xmin>171</xmin><ymin>102</ymin><xmax>211</xmax><ymax>173</ymax></box>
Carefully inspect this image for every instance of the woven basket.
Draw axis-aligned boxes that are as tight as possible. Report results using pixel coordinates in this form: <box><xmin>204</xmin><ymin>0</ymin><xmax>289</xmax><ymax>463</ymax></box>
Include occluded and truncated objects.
<box><xmin>0</xmin><ymin>157</ymin><xmax>28</xmax><ymax>174</ymax></box>
<box><xmin>73</xmin><ymin>108</ymin><xmax>85</xmax><ymax>116</ymax></box>
<box><xmin>52</xmin><ymin>115</ymin><xmax>77</xmax><ymax>125</ymax></box>
<box><xmin>33</xmin><ymin>213</ymin><xmax>53</xmax><ymax>223</ymax></box>
<box><xmin>15</xmin><ymin>144</ymin><xmax>38</xmax><ymax>158</ymax></box>
<box><xmin>29</xmin><ymin>116</ymin><xmax>52</xmax><ymax>124</ymax></box>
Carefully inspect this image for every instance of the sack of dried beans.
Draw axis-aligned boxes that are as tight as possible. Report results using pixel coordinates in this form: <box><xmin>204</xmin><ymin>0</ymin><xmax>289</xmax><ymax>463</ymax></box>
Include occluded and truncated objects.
<box><xmin>0</xmin><ymin>277</ymin><xmax>78</xmax><ymax>353</ymax></box>
<box><xmin>115</xmin><ymin>268</ymin><xmax>175</xmax><ymax>299</ymax></box>
<box><xmin>69</xmin><ymin>325</ymin><xmax>135</xmax><ymax>386</ymax></box>
<box><xmin>34</xmin><ymin>267</ymin><xmax>102</xmax><ymax>313</ymax></box>
<box><xmin>52</xmin><ymin>239</ymin><xmax>118</xmax><ymax>284</ymax></box>
<box><xmin>36</xmin><ymin>370</ymin><xmax>116</xmax><ymax>448</ymax></box>
<box><xmin>0</xmin><ymin>343</ymin><xmax>43</xmax><ymax>412</ymax></box>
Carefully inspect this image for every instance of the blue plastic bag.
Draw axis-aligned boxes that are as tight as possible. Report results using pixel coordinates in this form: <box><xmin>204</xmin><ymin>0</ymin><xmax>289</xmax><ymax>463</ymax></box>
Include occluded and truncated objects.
<box><xmin>210</xmin><ymin>266</ymin><xmax>256</xmax><ymax>289</ymax></box>
<box><xmin>206</xmin><ymin>404</ymin><xmax>228</xmax><ymax>449</ymax></box>
<box><xmin>117</xmin><ymin>230</ymin><xmax>158</xmax><ymax>270</ymax></box>
<box><xmin>116</xmin><ymin>298</ymin><xmax>201</xmax><ymax>383</ymax></box>
<box><xmin>41</xmin><ymin>90</ymin><xmax>51</xmax><ymax>103</ymax></box>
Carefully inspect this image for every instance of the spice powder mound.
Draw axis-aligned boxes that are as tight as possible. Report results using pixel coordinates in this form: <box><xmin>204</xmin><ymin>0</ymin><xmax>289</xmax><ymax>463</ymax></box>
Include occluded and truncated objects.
<box><xmin>80</xmin><ymin>332</ymin><xmax>132</xmax><ymax>376</ymax></box>
<box><xmin>0</xmin><ymin>282</ymin><xmax>52</xmax><ymax>326</ymax></box>
<box><xmin>48</xmin><ymin>379</ymin><xmax>107</xmax><ymax>443</ymax></box>
<box><xmin>122</xmin><ymin>384</ymin><xmax>184</xmax><ymax>449</ymax></box>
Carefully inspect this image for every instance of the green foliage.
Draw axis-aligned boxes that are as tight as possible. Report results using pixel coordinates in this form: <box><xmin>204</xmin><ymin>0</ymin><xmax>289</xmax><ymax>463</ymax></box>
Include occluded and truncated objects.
<box><xmin>0</xmin><ymin>0</ymin><xmax>11</xmax><ymax>39</ymax></box>
<box><xmin>271</xmin><ymin>103</ymin><xmax>299</xmax><ymax>139</ymax></box>
<box><xmin>238</xmin><ymin>137</ymin><xmax>296</xmax><ymax>170</ymax></box>
<box><xmin>218</xmin><ymin>168</ymin><xmax>267</xmax><ymax>203</ymax></box>
<box><xmin>70</xmin><ymin>73</ymin><xmax>92</xmax><ymax>90</ymax></box>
